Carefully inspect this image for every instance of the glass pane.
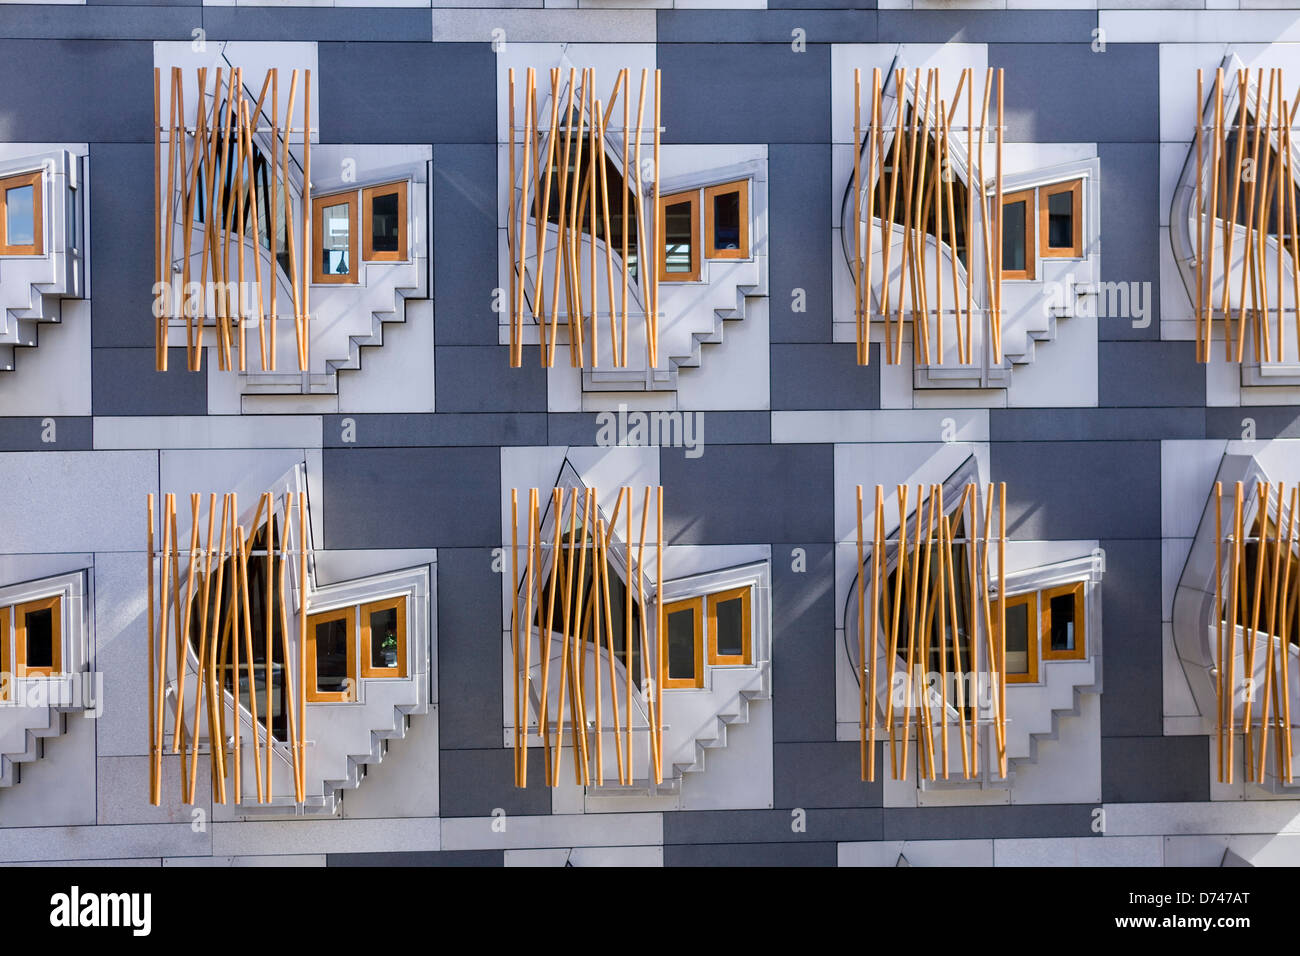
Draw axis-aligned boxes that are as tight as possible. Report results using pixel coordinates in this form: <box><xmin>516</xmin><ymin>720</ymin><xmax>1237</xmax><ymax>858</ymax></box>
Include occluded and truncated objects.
<box><xmin>714</xmin><ymin>596</ymin><xmax>744</xmax><ymax>658</ymax></box>
<box><xmin>1002</xmin><ymin>199</ymin><xmax>1026</xmax><ymax>273</ymax></box>
<box><xmin>1047</xmin><ymin>190</ymin><xmax>1073</xmax><ymax>249</ymax></box>
<box><xmin>369</xmin><ymin>606</ymin><xmax>399</xmax><ymax>670</ymax></box>
<box><xmin>1004</xmin><ymin>601</ymin><xmax>1030</xmax><ymax>675</ymax></box>
<box><xmin>370</xmin><ymin>191</ymin><xmax>400</xmax><ymax>254</ymax></box>
<box><xmin>314</xmin><ymin>618</ymin><xmax>349</xmax><ymax>693</ymax></box>
<box><xmin>25</xmin><ymin>608</ymin><xmax>54</xmax><ymax>669</ymax></box>
<box><xmin>664</xmin><ymin>200</ymin><xmax>693</xmax><ymax>274</ymax></box>
<box><xmin>712</xmin><ymin>190</ymin><xmax>741</xmax><ymax>251</ymax></box>
<box><xmin>667</xmin><ymin>608</ymin><xmax>696</xmax><ymax>681</ymax></box>
<box><xmin>320</xmin><ymin>202</ymin><xmax>351</xmax><ymax>276</ymax></box>
<box><xmin>6</xmin><ymin>184</ymin><xmax>34</xmax><ymax>247</ymax></box>
<box><xmin>1049</xmin><ymin>593</ymin><xmax>1076</xmax><ymax>652</ymax></box>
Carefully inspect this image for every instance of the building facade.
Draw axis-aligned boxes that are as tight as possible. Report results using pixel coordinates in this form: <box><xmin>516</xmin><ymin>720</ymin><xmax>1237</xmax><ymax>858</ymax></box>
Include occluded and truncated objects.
<box><xmin>0</xmin><ymin>0</ymin><xmax>1297</xmax><ymax>867</ymax></box>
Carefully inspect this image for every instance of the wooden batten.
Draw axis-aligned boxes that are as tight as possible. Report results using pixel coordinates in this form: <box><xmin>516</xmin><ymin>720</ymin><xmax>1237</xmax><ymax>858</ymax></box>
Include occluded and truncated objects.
<box><xmin>145</xmin><ymin>488</ymin><xmax>313</xmax><ymax>806</ymax></box>
<box><xmin>506</xmin><ymin>68</ymin><xmax>660</xmax><ymax>372</ymax></box>
<box><xmin>511</xmin><ymin>485</ymin><xmax>663</xmax><ymax>788</ymax></box>
<box><xmin>153</xmin><ymin>67</ymin><xmax>316</xmax><ymax>375</ymax></box>
<box><xmin>857</xmin><ymin>481</ymin><xmax>1008</xmax><ymax>782</ymax></box>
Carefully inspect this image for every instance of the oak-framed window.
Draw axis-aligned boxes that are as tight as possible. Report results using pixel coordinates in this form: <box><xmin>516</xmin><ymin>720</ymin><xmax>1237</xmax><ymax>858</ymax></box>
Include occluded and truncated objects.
<box><xmin>703</xmin><ymin>180</ymin><xmax>748</xmax><ymax>260</ymax></box>
<box><xmin>362</xmin><ymin>181</ymin><xmax>408</xmax><ymax>263</ymax></box>
<box><xmin>1039</xmin><ymin>178</ymin><xmax>1082</xmax><ymax>259</ymax></box>
<box><xmin>662</xmin><ymin>595</ymin><xmax>704</xmax><ymax>688</ymax></box>
<box><xmin>312</xmin><ymin>191</ymin><xmax>358</xmax><ymax>285</ymax></box>
<box><xmin>1003</xmin><ymin>592</ymin><xmax>1039</xmax><ymax>684</ymax></box>
<box><xmin>707</xmin><ymin>585</ymin><xmax>752</xmax><ymax>666</ymax></box>
<box><xmin>658</xmin><ymin>190</ymin><xmax>699</xmax><ymax>282</ymax></box>
<box><xmin>359</xmin><ymin>596</ymin><xmax>407</xmax><ymax>679</ymax></box>
<box><xmin>999</xmin><ymin>188</ymin><xmax>1035</xmax><ymax>281</ymax></box>
<box><xmin>306</xmin><ymin>607</ymin><xmax>355</xmax><ymax>702</ymax></box>
<box><xmin>0</xmin><ymin>170</ymin><xmax>42</xmax><ymax>256</ymax></box>
<box><xmin>1041</xmin><ymin>581</ymin><xmax>1086</xmax><ymax>661</ymax></box>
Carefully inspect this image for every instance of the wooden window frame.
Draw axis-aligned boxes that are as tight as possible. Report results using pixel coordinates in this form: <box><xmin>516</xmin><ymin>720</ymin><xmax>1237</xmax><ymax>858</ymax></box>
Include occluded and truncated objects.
<box><xmin>657</xmin><ymin>190</ymin><xmax>700</xmax><ymax>283</ymax></box>
<box><xmin>661</xmin><ymin>595</ymin><xmax>704</xmax><ymax>689</ymax></box>
<box><xmin>1038</xmin><ymin>178</ymin><xmax>1083</xmax><ymax>259</ymax></box>
<box><xmin>361</xmin><ymin>180</ymin><xmax>409</xmax><ymax>263</ymax></box>
<box><xmin>1041</xmin><ymin>581</ymin><xmax>1087</xmax><ymax>662</ymax></box>
<box><xmin>998</xmin><ymin>187</ymin><xmax>1036</xmax><ymax>281</ymax></box>
<box><xmin>359</xmin><ymin>595</ymin><xmax>408</xmax><ymax>680</ymax></box>
<box><xmin>703</xmin><ymin>180</ymin><xmax>749</xmax><ymax>260</ymax></box>
<box><xmin>15</xmin><ymin>595</ymin><xmax>61</xmax><ymax>678</ymax></box>
<box><xmin>706</xmin><ymin>585</ymin><xmax>752</xmax><ymax>666</ymax></box>
<box><xmin>0</xmin><ymin>606</ymin><xmax>9</xmax><ymax>701</ymax></box>
<box><xmin>1002</xmin><ymin>591</ymin><xmax>1039</xmax><ymax>685</ymax></box>
<box><xmin>311</xmin><ymin>191</ymin><xmax>359</xmax><ymax>286</ymax></box>
<box><xmin>0</xmin><ymin>170</ymin><xmax>43</xmax><ymax>256</ymax></box>
<box><xmin>306</xmin><ymin>606</ymin><xmax>356</xmax><ymax>702</ymax></box>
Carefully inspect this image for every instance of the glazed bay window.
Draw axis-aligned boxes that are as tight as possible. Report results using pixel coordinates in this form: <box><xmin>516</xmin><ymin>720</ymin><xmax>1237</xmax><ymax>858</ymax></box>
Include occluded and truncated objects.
<box><xmin>662</xmin><ymin>584</ymin><xmax>754</xmax><ymax>688</ymax></box>
<box><xmin>999</xmin><ymin>178</ymin><xmax>1085</xmax><ymax>280</ymax></box>
<box><xmin>657</xmin><ymin>179</ymin><xmax>755</xmax><ymax>282</ymax></box>
<box><xmin>307</xmin><ymin>594</ymin><xmax>411</xmax><ymax>701</ymax></box>
<box><xmin>998</xmin><ymin>580</ymin><xmax>1088</xmax><ymax>683</ymax></box>
<box><xmin>0</xmin><ymin>170</ymin><xmax>42</xmax><ymax>256</ymax></box>
<box><xmin>312</xmin><ymin>192</ymin><xmax>358</xmax><ymax>284</ymax></box>
<box><xmin>362</xmin><ymin>181</ymin><xmax>408</xmax><ymax>263</ymax></box>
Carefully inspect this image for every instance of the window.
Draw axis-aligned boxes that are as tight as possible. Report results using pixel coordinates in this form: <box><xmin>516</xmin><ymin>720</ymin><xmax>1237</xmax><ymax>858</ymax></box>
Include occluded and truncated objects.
<box><xmin>1000</xmin><ymin>188</ymin><xmax>1035</xmax><ymax>280</ymax></box>
<box><xmin>359</xmin><ymin>596</ymin><xmax>407</xmax><ymax>679</ymax></box>
<box><xmin>1003</xmin><ymin>592</ymin><xmax>1039</xmax><ymax>684</ymax></box>
<box><xmin>0</xmin><ymin>170</ymin><xmax>42</xmax><ymax>256</ymax></box>
<box><xmin>0</xmin><ymin>606</ymin><xmax>8</xmax><ymax>701</ymax></box>
<box><xmin>707</xmin><ymin>585</ymin><xmax>752</xmax><ymax>665</ymax></box>
<box><xmin>658</xmin><ymin>191</ymin><xmax>698</xmax><ymax>282</ymax></box>
<box><xmin>663</xmin><ymin>596</ymin><xmax>704</xmax><ymax>689</ymax></box>
<box><xmin>703</xmin><ymin>180</ymin><xmax>749</xmax><ymax>259</ymax></box>
<box><xmin>312</xmin><ymin>192</ymin><xmax>358</xmax><ymax>285</ymax></box>
<box><xmin>362</xmin><ymin>181</ymin><xmax>408</xmax><ymax>263</ymax></box>
<box><xmin>1039</xmin><ymin>179</ymin><xmax>1082</xmax><ymax>259</ymax></box>
<box><xmin>1041</xmin><ymin>581</ymin><xmax>1086</xmax><ymax>661</ymax></box>
<box><xmin>14</xmin><ymin>596</ymin><xmax>61</xmax><ymax>678</ymax></box>
<box><xmin>306</xmin><ymin>607</ymin><xmax>355</xmax><ymax>702</ymax></box>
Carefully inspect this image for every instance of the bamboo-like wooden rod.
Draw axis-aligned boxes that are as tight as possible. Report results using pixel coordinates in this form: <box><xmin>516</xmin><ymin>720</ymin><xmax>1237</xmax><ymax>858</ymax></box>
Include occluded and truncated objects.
<box><xmin>277</xmin><ymin>493</ymin><xmax>303</xmax><ymax>802</ymax></box>
<box><xmin>996</xmin><ymin>480</ymin><xmax>1006</xmax><ymax>776</ymax></box>
<box><xmin>1197</xmin><ymin>70</ymin><xmax>1206</xmax><ymax>361</ymax></box>
<box><xmin>296</xmin><ymin>492</ymin><xmax>307</xmax><ymax>802</ymax></box>
<box><xmin>598</xmin><ymin>516</ymin><xmax>625</xmax><ymax>784</ymax></box>
<box><xmin>522</xmin><ymin>488</ymin><xmax>537</xmax><ymax>786</ymax></box>
<box><xmin>1215</xmin><ymin>481</ymin><xmax>1224</xmax><ymax>781</ymax></box>
<box><xmin>302</xmin><ymin>69</ymin><xmax>312</xmax><ymax>372</ymax></box>
<box><xmin>854</xmin><ymin>71</ymin><xmax>864</xmax><ymax>365</ymax></box>
<box><xmin>511</xmin><ymin>489</ymin><xmax>521</xmax><ymax>785</ymax></box>
<box><xmin>868</xmin><ymin>485</ymin><xmax>883</xmax><ymax>780</ymax></box>
<box><xmin>147</xmin><ymin>495</ymin><xmax>158</xmax><ymax>803</ymax></box>
<box><xmin>624</xmin><ymin>486</ymin><xmax>634</xmax><ymax>781</ymax></box>
<box><xmin>1243</xmin><ymin>481</ymin><xmax>1269</xmax><ymax>779</ymax></box>
<box><xmin>857</xmin><ymin>485</ymin><xmax>867</xmax><ymax>779</ymax></box>
<box><xmin>655</xmin><ymin>485</ymin><xmax>665</xmax><ymax>778</ymax></box>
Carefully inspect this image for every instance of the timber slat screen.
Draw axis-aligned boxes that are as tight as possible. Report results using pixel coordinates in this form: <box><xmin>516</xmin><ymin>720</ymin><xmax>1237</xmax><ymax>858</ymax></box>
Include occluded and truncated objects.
<box><xmin>153</xmin><ymin>66</ymin><xmax>313</xmax><ymax>373</ymax></box>
<box><xmin>510</xmin><ymin>485</ymin><xmax>665</xmax><ymax>787</ymax></box>
<box><xmin>851</xmin><ymin>68</ymin><xmax>1004</xmax><ymax>368</ymax></box>
<box><xmin>146</xmin><ymin>491</ymin><xmax>308</xmax><ymax>806</ymax></box>
<box><xmin>1213</xmin><ymin>480</ymin><xmax>1297</xmax><ymax>786</ymax></box>
<box><xmin>506</xmin><ymin>68</ymin><xmax>661</xmax><ymax>371</ymax></box>
<box><xmin>1193</xmin><ymin>68</ymin><xmax>1300</xmax><ymax>364</ymax></box>
<box><xmin>855</xmin><ymin>482</ymin><xmax>1009</xmax><ymax>782</ymax></box>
